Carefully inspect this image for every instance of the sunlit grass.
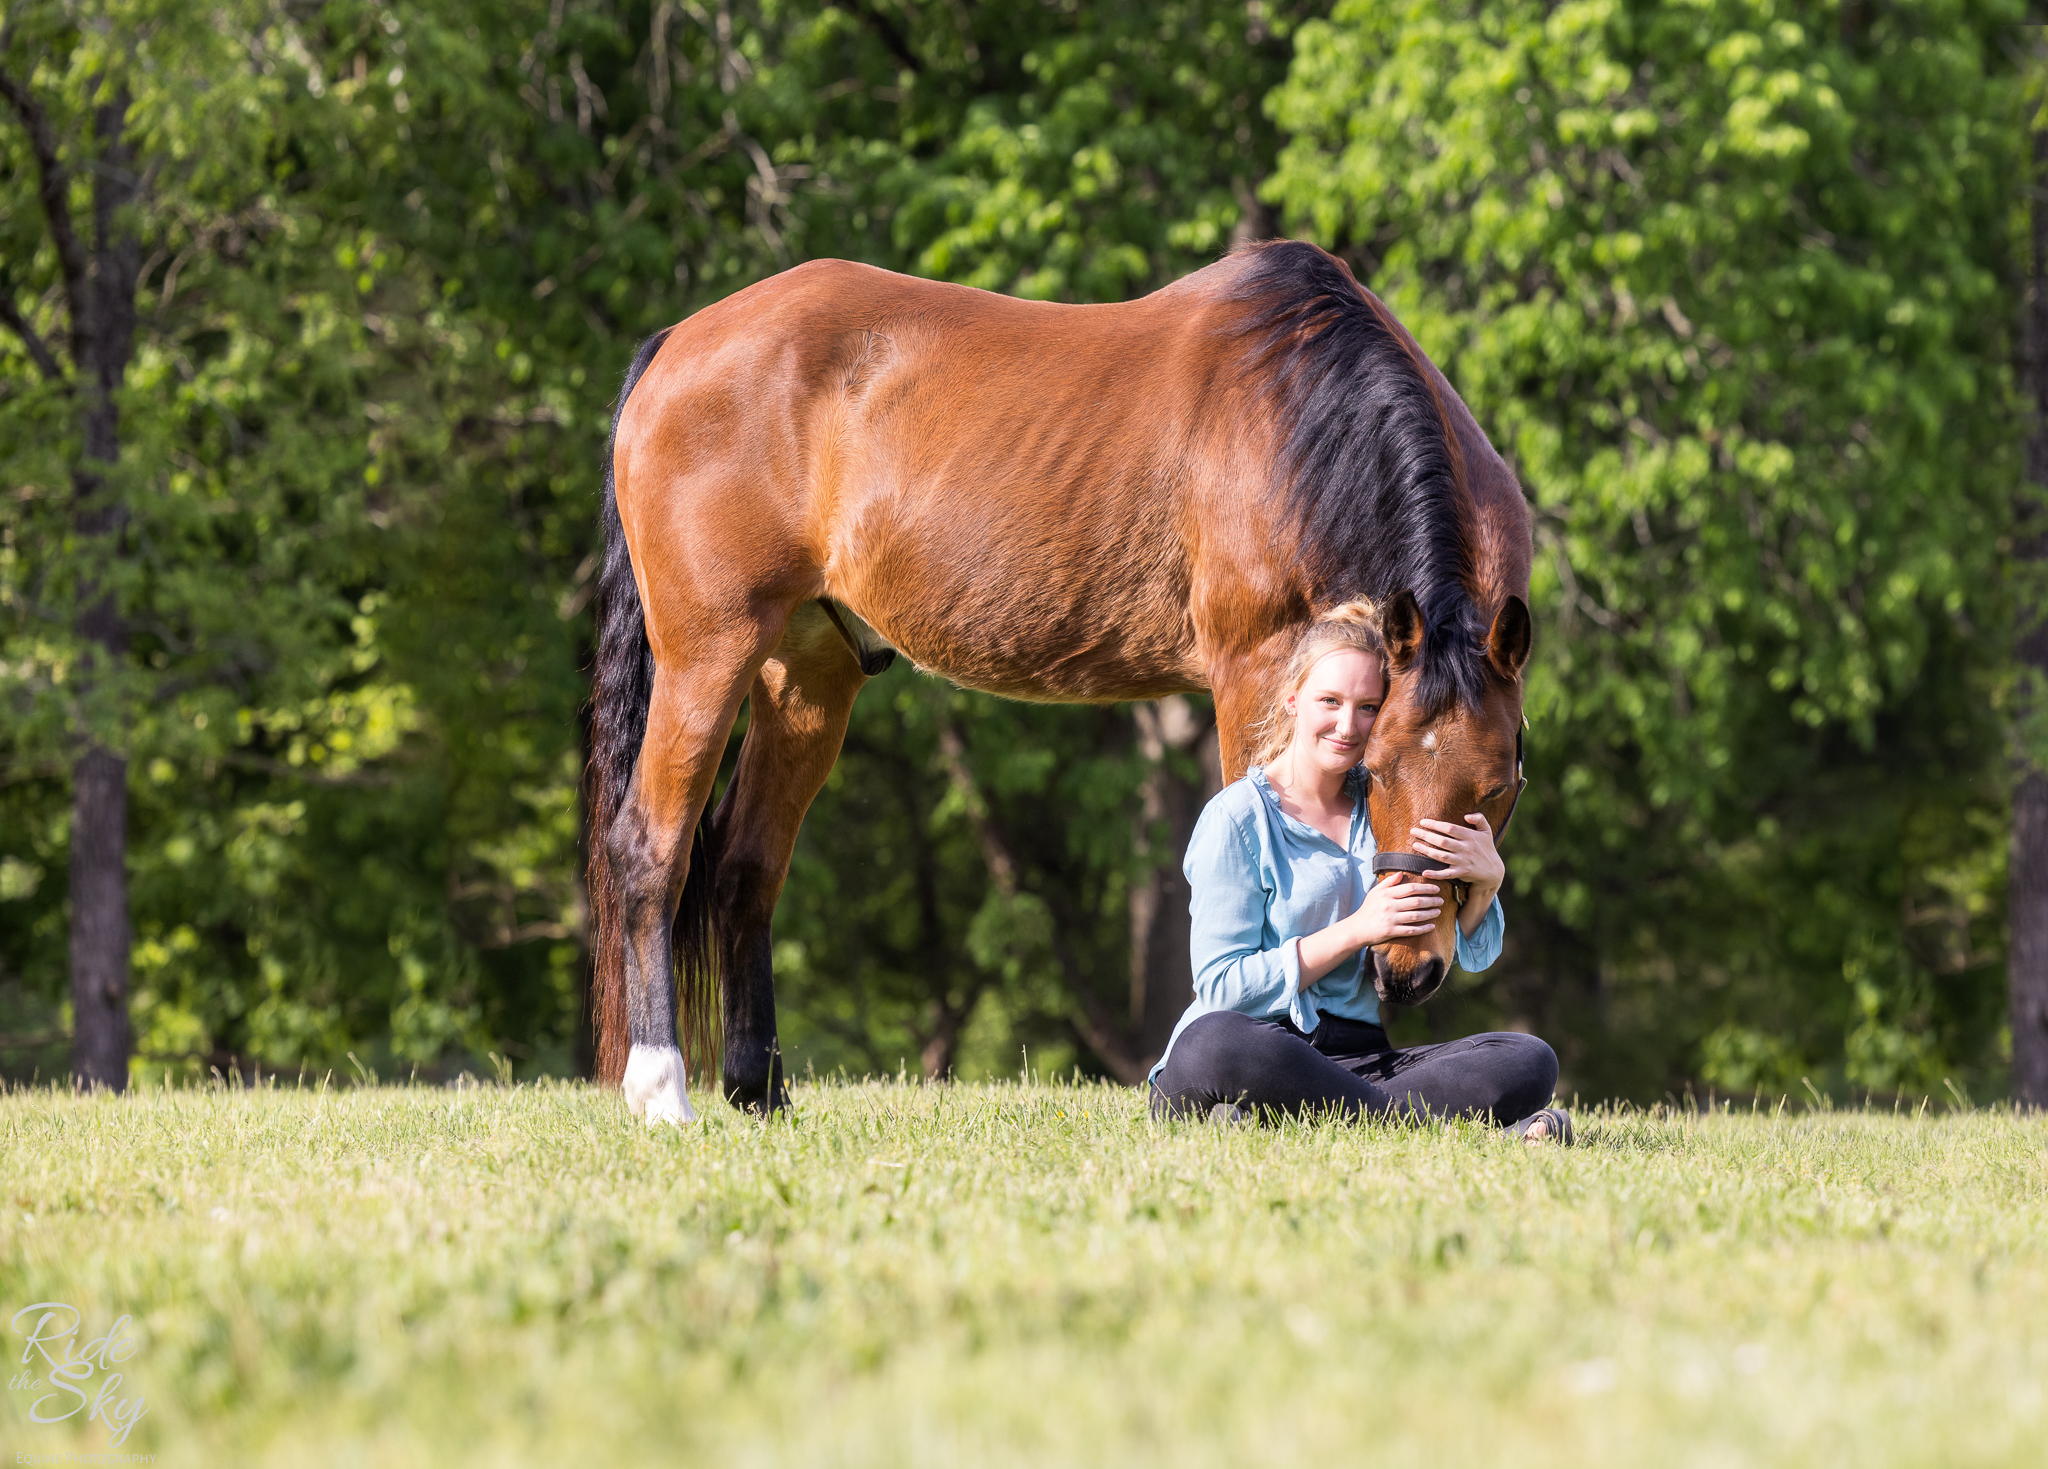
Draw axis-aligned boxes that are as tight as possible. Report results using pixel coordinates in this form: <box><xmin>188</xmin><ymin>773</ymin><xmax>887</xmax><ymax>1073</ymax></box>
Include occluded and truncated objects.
<box><xmin>2</xmin><ymin>1077</ymin><xmax>2044</xmax><ymax>1467</ymax></box>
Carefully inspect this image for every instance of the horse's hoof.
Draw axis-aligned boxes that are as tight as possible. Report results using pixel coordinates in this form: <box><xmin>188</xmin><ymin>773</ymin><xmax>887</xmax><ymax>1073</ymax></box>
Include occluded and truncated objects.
<box><xmin>721</xmin><ymin>1050</ymin><xmax>786</xmax><ymax>1116</ymax></box>
<box><xmin>623</xmin><ymin>1044</ymin><xmax>697</xmax><ymax>1125</ymax></box>
<box><xmin>724</xmin><ymin>1083</ymin><xmax>789</xmax><ymax>1117</ymax></box>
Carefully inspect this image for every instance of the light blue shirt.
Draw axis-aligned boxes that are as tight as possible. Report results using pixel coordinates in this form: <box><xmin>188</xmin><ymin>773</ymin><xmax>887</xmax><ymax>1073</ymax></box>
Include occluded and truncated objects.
<box><xmin>1150</xmin><ymin>764</ymin><xmax>1504</xmax><ymax>1082</ymax></box>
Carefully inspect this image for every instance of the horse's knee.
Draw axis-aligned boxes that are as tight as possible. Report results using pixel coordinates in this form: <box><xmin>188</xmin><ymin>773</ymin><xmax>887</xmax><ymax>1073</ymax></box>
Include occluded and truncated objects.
<box><xmin>605</xmin><ymin>803</ymin><xmax>680</xmax><ymax>923</ymax></box>
<box><xmin>711</xmin><ymin>851</ymin><xmax>785</xmax><ymax>933</ymax></box>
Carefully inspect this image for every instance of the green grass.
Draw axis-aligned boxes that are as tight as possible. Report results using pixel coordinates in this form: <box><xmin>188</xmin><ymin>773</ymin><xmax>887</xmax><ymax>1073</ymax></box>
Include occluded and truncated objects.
<box><xmin>3</xmin><ymin>1079</ymin><xmax>2045</xmax><ymax>1467</ymax></box>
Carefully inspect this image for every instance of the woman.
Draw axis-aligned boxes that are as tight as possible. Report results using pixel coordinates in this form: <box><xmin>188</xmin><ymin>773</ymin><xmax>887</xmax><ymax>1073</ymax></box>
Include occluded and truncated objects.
<box><xmin>1150</xmin><ymin>602</ymin><xmax>1570</xmax><ymax>1142</ymax></box>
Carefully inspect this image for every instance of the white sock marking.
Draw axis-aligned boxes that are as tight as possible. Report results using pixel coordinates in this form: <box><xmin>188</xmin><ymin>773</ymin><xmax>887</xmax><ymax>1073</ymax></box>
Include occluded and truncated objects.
<box><xmin>622</xmin><ymin>1044</ymin><xmax>696</xmax><ymax>1125</ymax></box>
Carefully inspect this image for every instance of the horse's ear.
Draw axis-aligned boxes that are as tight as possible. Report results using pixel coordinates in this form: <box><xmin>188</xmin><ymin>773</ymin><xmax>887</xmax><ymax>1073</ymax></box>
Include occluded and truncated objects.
<box><xmin>1383</xmin><ymin>590</ymin><xmax>1424</xmax><ymax>671</ymax></box>
<box><xmin>1486</xmin><ymin>595</ymin><xmax>1532</xmax><ymax>681</ymax></box>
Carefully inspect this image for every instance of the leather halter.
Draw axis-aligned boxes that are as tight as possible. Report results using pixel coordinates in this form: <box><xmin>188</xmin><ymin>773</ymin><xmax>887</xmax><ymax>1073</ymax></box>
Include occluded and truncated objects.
<box><xmin>1368</xmin><ymin>725</ymin><xmax>1527</xmax><ymax>909</ymax></box>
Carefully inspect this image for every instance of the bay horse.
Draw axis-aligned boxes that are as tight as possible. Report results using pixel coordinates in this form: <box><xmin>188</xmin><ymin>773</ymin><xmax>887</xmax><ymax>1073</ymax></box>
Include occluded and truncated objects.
<box><xmin>588</xmin><ymin>240</ymin><xmax>1532</xmax><ymax>1123</ymax></box>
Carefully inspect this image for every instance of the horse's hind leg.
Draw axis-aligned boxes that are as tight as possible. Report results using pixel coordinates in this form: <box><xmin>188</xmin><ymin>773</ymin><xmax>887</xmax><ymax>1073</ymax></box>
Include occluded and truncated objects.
<box><xmin>710</xmin><ymin>603</ymin><xmax>868</xmax><ymax>1114</ymax></box>
<box><xmin>611</xmin><ymin>633</ymin><xmax>771</xmax><ymax>1123</ymax></box>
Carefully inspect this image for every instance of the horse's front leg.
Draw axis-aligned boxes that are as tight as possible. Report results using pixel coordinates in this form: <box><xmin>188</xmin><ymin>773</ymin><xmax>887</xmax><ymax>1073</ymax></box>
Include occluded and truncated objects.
<box><xmin>1205</xmin><ymin>632</ymin><xmax>1297</xmax><ymax>784</ymax></box>
<box><xmin>710</xmin><ymin>604</ymin><xmax>869</xmax><ymax>1114</ymax></box>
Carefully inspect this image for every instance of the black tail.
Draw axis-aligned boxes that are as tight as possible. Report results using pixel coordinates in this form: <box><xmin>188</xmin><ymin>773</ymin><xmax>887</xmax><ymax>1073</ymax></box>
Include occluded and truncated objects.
<box><xmin>586</xmin><ymin>327</ymin><xmax>720</xmax><ymax>1085</ymax></box>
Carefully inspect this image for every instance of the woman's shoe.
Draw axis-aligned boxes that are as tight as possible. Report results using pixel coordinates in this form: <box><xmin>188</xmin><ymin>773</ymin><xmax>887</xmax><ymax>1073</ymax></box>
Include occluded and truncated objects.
<box><xmin>1508</xmin><ymin>1107</ymin><xmax>1573</xmax><ymax>1145</ymax></box>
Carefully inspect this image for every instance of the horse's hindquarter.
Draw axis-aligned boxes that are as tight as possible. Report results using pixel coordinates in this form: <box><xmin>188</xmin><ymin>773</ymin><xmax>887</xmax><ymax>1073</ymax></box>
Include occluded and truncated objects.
<box><xmin>812</xmin><ymin>274</ymin><xmax>1223</xmax><ymax>701</ymax></box>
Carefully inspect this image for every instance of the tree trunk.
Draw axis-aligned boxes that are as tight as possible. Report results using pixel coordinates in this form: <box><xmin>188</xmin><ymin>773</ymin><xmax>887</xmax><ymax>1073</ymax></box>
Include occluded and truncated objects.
<box><xmin>2014</xmin><ymin>775</ymin><xmax>2048</xmax><ymax>1105</ymax></box>
<box><xmin>66</xmin><ymin>91</ymin><xmax>141</xmax><ymax>1090</ymax></box>
<box><xmin>1127</xmin><ymin>696</ymin><xmax>1220</xmax><ymax>1065</ymax></box>
<box><xmin>2012</xmin><ymin>114</ymin><xmax>2048</xmax><ymax>1108</ymax></box>
<box><xmin>1</xmin><ymin>65</ymin><xmax>142</xmax><ymax>1089</ymax></box>
<box><xmin>68</xmin><ymin>745</ymin><xmax>130</xmax><ymax>1089</ymax></box>
<box><xmin>920</xmin><ymin>1001</ymin><xmax>968</xmax><ymax>1080</ymax></box>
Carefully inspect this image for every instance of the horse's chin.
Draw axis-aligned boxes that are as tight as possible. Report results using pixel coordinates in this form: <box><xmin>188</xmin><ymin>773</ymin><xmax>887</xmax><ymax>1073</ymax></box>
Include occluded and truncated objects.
<box><xmin>1371</xmin><ymin>950</ymin><xmax>1446</xmax><ymax>1008</ymax></box>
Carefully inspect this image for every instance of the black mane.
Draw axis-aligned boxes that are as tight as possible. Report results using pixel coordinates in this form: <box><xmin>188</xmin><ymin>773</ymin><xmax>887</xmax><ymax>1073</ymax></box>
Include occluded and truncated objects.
<box><xmin>1226</xmin><ymin>241</ymin><xmax>1489</xmax><ymax>716</ymax></box>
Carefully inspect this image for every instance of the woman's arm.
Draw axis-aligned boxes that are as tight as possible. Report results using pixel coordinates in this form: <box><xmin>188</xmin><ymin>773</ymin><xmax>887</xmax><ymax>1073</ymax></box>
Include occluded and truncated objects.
<box><xmin>1453</xmin><ymin>895</ymin><xmax>1504</xmax><ymax>973</ymax></box>
<box><xmin>1184</xmin><ymin>803</ymin><xmax>1302</xmax><ymax>1016</ymax></box>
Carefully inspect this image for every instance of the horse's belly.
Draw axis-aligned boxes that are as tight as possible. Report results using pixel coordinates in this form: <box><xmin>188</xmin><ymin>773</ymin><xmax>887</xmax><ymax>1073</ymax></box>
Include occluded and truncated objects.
<box><xmin>831</xmin><ymin>532</ymin><xmax>1203</xmax><ymax>703</ymax></box>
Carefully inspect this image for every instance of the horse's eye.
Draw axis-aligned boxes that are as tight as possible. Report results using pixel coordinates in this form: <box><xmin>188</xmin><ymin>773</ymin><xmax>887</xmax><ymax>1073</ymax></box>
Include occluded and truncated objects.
<box><xmin>1482</xmin><ymin>785</ymin><xmax>1508</xmax><ymax>803</ymax></box>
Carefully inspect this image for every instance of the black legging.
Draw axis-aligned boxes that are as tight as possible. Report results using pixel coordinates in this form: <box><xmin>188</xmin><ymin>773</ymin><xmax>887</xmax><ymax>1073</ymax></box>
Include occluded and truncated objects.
<box><xmin>1150</xmin><ymin>1010</ymin><xmax>1558</xmax><ymax>1126</ymax></box>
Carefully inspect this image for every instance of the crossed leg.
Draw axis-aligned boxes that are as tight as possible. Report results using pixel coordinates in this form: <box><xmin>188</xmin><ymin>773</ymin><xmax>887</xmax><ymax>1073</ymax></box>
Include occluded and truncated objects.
<box><xmin>1149</xmin><ymin>1010</ymin><xmax>1557</xmax><ymax>1126</ymax></box>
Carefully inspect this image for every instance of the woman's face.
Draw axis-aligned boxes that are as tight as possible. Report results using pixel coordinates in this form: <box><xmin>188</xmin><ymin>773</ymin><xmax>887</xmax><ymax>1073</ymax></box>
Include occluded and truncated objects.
<box><xmin>1285</xmin><ymin>648</ymin><xmax>1386</xmax><ymax>776</ymax></box>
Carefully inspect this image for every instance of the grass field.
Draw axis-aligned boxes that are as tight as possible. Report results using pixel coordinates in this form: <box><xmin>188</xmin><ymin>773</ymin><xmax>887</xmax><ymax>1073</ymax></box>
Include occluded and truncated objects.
<box><xmin>2</xmin><ymin>1078</ymin><xmax>2045</xmax><ymax>1468</ymax></box>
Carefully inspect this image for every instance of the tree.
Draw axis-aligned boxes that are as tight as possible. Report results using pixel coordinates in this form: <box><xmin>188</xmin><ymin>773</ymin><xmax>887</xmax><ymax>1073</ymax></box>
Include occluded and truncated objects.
<box><xmin>350</xmin><ymin>0</ymin><xmax>1304</xmax><ymax>1085</ymax></box>
<box><xmin>18</xmin><ymin>0</ymin><xmax>2019</xmax><ymax>1102</ymax></box>
<box><xmin>1</xmin><ymin>0</ymin><xmax>1298</xmax><ymax>1089</ymax></box>
<box><xmin>1268</xmin><ymin>0</ymin><xmax>2026</xmax><ymax>1096</ymax></box>
<box><xmin>0</xmin><ymin>8</ymin><xmax>142</xmax><ymax>1088</ymax></box>
<box><xmin>0</xmin><ymin>2</ymin><xmax>406</xmax><ymax>1087</ymax></box>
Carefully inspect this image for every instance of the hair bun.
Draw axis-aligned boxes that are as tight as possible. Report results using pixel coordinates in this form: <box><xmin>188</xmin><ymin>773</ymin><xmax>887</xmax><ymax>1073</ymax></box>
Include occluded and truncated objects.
<box><xmin>1317</xmin><ymin>597</ymin><xmax>1380</xmax><ymax>629</ymax></box>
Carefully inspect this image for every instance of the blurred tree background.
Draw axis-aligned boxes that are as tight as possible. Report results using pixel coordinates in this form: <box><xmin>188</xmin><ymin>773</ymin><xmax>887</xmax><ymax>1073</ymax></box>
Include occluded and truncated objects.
<box><xmin>0</xmin><ymin>0</ymin><xmax>2034</xmax><ymax>1101</ymax></box>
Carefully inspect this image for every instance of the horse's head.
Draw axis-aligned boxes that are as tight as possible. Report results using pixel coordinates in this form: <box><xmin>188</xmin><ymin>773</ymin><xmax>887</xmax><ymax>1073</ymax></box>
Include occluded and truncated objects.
<box><xmin>1361</xmin><ymin>588</ymin><xmax>1531</xmax><ymax>1007</ymax></box>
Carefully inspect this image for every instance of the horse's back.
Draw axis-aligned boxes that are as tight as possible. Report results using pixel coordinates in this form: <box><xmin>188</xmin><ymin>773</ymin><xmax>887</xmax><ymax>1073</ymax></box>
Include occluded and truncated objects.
<box><xmin>618</xmin><ymin>259</ymin><xmax>1251</xmax><ymax>699</ymax></box>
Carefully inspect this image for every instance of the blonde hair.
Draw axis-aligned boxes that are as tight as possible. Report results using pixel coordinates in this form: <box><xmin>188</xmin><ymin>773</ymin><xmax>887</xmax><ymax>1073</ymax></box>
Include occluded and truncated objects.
<box><xmin>1249</xmin><ymin>599</ymin><xmax>1387</xmax><ymax>767</ymax></box>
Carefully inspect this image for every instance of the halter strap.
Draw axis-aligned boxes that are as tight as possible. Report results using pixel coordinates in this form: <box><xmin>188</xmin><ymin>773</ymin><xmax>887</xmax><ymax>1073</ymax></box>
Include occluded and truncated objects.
<box><xmin>1369</xmin><ymin>852</ymin><xmax>1439</xmax><ymax>877</ymax></box>
<box><xmin>1371</xmin><ymin>851</ymin><xmax>1468</xmax><ymax>908</ymax></box>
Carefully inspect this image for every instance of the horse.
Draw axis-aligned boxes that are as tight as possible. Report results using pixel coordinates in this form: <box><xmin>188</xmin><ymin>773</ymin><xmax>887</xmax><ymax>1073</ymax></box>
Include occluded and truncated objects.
<box><xmin>587</xmin><ymin>240</ymin><xmax>1532</xmax><ymax>1123</ymax></box>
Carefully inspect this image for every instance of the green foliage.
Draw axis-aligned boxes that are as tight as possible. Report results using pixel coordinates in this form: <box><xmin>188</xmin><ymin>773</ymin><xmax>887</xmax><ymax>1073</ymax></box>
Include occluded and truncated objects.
<box><xmin>0</xmin><ymin>0</ymin><xmax>1286</xmax><ymax>1083</ymax></box>
<box><xmin>873</xmin><ymin>0</ymin><xmax>1291</xmax><ymax>296</ymax></box>
<box><xmin>0</xmin><ymin>0</ymin><xmax>2031</xmax><ymax>1098</ymax></box>
<box><xmin>0</xmin><ymin>0</ymin><xmax>431</xmax><ymax>1073</ymax></box>
<box><xmin>1268</xmin><ymin>0</ymin><xmax>2026</xmax><ymax>1095</ymax></box>
<box><xmin>5</xmin><ymin>1082</ymin><xmax>2048</xmax><ymax>1464</ymax></box>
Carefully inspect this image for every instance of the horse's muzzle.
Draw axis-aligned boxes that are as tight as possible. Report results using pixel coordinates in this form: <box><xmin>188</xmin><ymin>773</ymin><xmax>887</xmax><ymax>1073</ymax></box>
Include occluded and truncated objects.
<box><xmin>1371</xmin><ymin>949</ymin><xmax>1446</xmax><ymax>1007</ymax></box>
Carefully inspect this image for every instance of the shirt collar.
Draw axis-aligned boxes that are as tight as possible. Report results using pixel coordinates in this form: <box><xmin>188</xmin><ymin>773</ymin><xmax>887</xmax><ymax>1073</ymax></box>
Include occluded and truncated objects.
<box><xmin>1247</xmin><ymin>763</ymin><xmax>1371</xmax><ymax>853</ymax></box>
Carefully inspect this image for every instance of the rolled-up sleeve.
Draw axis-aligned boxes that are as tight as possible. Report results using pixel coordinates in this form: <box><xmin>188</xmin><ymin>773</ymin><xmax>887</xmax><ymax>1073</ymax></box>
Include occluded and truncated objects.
<box><xmin>1454</xmin><ymin>894</ymin><xmax>1505</xmax><ymax>973</ymax></box>
<box><xmin>1184</xmin><ymin>803</ymin><xmax>1298</xmax><ymax>1018</ymax></box>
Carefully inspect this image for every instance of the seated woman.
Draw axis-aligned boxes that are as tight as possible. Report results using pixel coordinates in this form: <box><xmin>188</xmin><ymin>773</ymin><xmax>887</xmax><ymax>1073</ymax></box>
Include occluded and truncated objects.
<box><xmin>1149</xmin><ymin>601</ymin><xmax>1570</xmax><ymax>1143</ymax></box>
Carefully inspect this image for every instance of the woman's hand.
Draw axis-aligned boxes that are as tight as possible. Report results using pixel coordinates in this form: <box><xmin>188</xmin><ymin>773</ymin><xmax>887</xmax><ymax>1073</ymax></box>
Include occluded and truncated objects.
<box><xmin>1295</xmin><ymin>875</ymin><xmax>1442</xmax><ymax>990</ymax></box>
<box><xmin>1410</xmin><ymin>813</ymin><xmax>1505</xmax><ymax>933</ymax></box>
<box><xmin>1351</xmin><ymin>875</ymin><xmax>1445</xmax><ymax>948</ymax></box>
